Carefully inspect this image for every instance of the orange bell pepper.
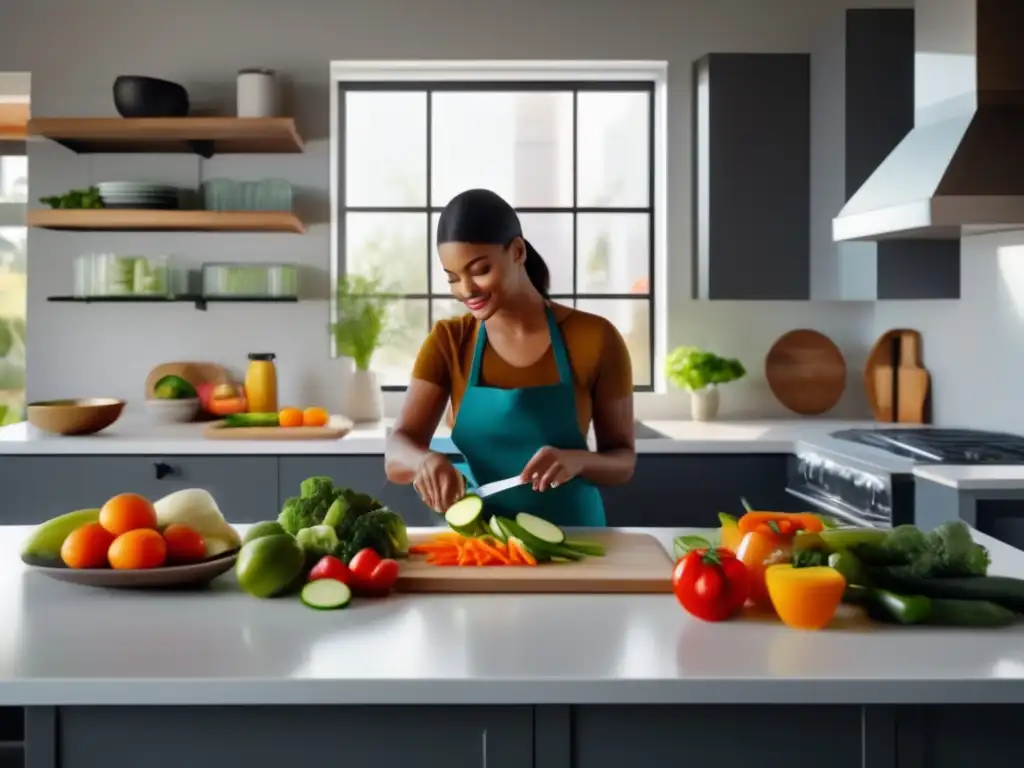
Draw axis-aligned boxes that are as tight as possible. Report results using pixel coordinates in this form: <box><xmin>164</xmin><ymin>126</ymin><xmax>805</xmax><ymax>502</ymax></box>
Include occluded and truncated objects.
<box><xmin>735</xmin><ymin>529</ymin><xmax>794</xmax><ymax>607</ymax></box>
<box><xmin>737</xmin><ymin>511</ymin><xmax>824</xmax><ymax>538</ymax></box>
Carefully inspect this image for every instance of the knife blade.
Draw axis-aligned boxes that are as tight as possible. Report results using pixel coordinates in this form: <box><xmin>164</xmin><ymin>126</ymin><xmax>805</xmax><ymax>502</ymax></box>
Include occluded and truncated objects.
<box><xmin>474</xmin><ymin>475</ymin><xmax>526</xmax><ymax>499</ymax></box>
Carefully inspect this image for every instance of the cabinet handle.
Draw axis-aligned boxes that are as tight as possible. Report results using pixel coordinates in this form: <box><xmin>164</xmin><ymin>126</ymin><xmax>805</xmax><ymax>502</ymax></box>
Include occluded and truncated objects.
<box><xmin>154</xmin><ymin>462</ymin><xmax>177</xmax><ymax>480</ymax></box>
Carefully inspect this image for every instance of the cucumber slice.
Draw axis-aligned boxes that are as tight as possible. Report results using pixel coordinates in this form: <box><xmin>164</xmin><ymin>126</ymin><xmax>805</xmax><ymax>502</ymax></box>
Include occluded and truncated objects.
<box><xmin>563</xmin><ymin>539</ymin><xmax>606</xmax><ymax>557</ymax></box>
<box><xmin>488</xmin><ymin>515</ymin><xmax>506</xmax><ymax>541</ymax></box>
<box><xmin>301</xmin><ymin>578</ymin><xmax>352</xmax><ymax>610</ymax></box>
<box><xmin>515</xmin><ymin>512</ymin><xmax>565</xmax><ymax>545</ymax></box>
<box><xmin>496</xmin><ymin>517</ymin><xmax>554</xmax><ymax>562</ymax></box>
<box><xmin>445</xmin><ymin>495</ymin><xmax>488</xmax><ymax>536</ymax></box>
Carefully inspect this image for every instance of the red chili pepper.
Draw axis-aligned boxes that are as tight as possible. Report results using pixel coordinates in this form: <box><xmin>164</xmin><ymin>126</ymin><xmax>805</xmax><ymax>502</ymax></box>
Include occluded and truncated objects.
<box><xmin>672</xmin><ymin>547</ymin><xmax>750</xmax><ymax>622</ymax></box>
<box><xmin>348</xmin><ymin>548</ymin><xmax>400</xmax><ymax>596</ymax></box>
<box><xmin>308</xmin><ymin>555</ymin><xmax>355</xmax><ymax>586</ymax></box>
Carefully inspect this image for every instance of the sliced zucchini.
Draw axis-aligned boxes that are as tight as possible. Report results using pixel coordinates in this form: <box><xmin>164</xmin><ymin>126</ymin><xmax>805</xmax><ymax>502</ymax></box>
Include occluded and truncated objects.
<box><xmin>497</xmin><ymin>517</ymin><xmax>555</xmax><ymax>561</ymax></box>
<box><xmin>515</xmin><ymin>512</ymin><xmax>565</xmax><ymax>545</ymax></box>
<box><xmin>301</xmin><ymin>578</ymin><xmax>352</xmax><ymax>610</ymax></box>
<box><xmin>563</xmin><ymin>539</ymin><xmax>606</xmax><ymax>557</ymax></box>
<box><xmin>445</xmin><ymin>495</ymin><xmax>488</xmax><ymax>536</ymax></box>
<box><xmin>488</xmin><ymin>515</ymin><xmax>506</xmax><ymax>541</ymax></box>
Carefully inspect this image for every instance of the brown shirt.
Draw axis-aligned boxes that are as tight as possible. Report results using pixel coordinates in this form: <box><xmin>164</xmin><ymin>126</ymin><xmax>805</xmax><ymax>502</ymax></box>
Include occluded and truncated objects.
<box><xmin>411</xmin><ymin>304</ymin><xmax>633</xmax><ymax>435</ymax></box>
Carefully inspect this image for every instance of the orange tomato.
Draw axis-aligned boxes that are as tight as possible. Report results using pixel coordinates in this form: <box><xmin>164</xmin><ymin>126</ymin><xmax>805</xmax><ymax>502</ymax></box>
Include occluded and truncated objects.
<box><xmin>61</xmin><ymin>522</ymin><xmax>116</xmax><ymax>569</ymax></box>
<box><xmin>278</xmin><ymin>407</ymin><xmax>303</xmax><ymax>428</ymax></box>
<box><xmin>108</xmin><ymin>529</ymin><xmax>167</xmax><ymax>570</ymax></box>
<box><xmin>162</xmin><ymin>524</ymin><xmax>207</xmax><ymax>563</ymax></box>
<box><xmin>736</xmin><ymin>530</ymin><xmax>793</xmax><ymax>607</ymax></box>
<box><xmin>99</xmin><ymin>493</ymin><xmax>158</xmax><ymax>536</ymax></box>
<box><xmin>302</xmin><ymin>406</ymin><xmax>329</xmax><ymax>428</ymax></box>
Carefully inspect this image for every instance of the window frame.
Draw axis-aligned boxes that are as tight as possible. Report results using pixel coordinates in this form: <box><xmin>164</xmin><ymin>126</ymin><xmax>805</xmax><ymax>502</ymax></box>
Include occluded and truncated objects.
<box><xmin>329</xmin><ymin>60</ymin><xmax>669</xmax><ymax>393</ymax></box>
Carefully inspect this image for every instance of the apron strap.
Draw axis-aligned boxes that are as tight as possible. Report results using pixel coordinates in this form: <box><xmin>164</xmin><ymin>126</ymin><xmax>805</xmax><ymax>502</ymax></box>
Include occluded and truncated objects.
<box><xmin>545</xmin><ymin>305</ymin><xmax>573</xmax><ymax>384</ymax></box>
<box><xmin>467</xmin><ymin>319</ymin><xmax>488</xmax><ymax>386</ymax></box>
<box><xmin>467</xmin><ymin>305</ymin><xmax>572</xmax><ymax>386</ymax></box>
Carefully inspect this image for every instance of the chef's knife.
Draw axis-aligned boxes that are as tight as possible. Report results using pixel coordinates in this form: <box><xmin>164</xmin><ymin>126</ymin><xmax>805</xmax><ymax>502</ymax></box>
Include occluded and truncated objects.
<box><xmin>473</xmin><ymin>475</ymin><xmax>526</xmax><ymax>499</ymax></box>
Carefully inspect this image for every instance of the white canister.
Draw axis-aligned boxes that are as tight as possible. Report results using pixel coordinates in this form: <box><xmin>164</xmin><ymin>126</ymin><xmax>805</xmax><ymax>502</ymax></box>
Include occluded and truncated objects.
<box><xmin>236</xmin><ymin>68</ymin><xmax>278</xmax><ymax>117</ymax></box>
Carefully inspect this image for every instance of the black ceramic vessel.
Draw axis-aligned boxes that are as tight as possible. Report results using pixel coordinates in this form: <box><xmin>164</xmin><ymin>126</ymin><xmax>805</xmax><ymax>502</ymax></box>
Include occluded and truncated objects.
<box><xmin>113</xmin><ymin>75</ymin><xmax>190</xmax><ymax>118</ymax></box>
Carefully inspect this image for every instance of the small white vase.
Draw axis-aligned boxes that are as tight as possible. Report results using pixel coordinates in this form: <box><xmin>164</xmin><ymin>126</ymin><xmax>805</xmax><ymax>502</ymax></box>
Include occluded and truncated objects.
<box><xmin>344</xmin><ymin>368</ymin><xmax>383</xmax><ymax>423</ymax></box>
<box><xmin>690</xmin><ymin>386</ymin><xmax>720</xmax><ymax>422</ymax></box>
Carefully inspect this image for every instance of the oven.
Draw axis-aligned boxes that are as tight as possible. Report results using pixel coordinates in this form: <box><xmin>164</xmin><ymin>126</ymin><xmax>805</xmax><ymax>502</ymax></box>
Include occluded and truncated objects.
<box><xmin>783</xmin><ymin>450</ymin><xmax>916</xmax><ymax>529</ymax></box>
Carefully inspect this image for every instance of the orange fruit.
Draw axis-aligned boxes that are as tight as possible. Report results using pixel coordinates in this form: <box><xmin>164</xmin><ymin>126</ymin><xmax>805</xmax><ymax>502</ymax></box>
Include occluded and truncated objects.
<box><xmin>61</xmin><ymin>522</ymin><xmax>116</xmax><ymax>569</ymax></box>
<box><xmin>99</xmin><ymin>493</ymin><xmax>157</xmax><ymax>536</ymax></box>
<box><xmin>108</xmin><ymin>529</ymin><xmax>167</xmax><ymax>570</ymax></box>
<box><xmin>162</xmin><ymin>524</ymin><xmax>207</xmax><ymax>563</ymax></box>
<box><xmin>278</xmin><ymin>407</ymin><xmax>303</xmax><ymax>428</ymax></box>
<box><xmin>302</xmin><ymin>406</ymin><xmax>329</xmax><ymax>427</ymax></box>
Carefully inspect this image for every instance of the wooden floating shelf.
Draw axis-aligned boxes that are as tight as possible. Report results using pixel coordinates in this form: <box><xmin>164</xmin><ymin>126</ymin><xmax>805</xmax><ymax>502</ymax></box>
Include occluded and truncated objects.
<box><xmin>27</xmin><ymin>117</ymin><xmax>304</xmax><ymax>156</ymax></box>
<box><xmin>27</xmin><ymin>209</ymin><xmax>306</xmax><ymax>233</ymax></box>
<box><xmin>48</xmin><ymin>295</ymin><xmax>299</xmax><ymax>312</ymax></box>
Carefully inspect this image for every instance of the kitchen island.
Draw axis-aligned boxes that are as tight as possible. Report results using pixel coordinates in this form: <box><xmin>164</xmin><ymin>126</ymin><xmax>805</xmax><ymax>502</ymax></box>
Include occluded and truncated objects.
<box><xmin>3</xmin><ymin>525</ymin><xmax>1024</xmax><ymax>768</ymax></box>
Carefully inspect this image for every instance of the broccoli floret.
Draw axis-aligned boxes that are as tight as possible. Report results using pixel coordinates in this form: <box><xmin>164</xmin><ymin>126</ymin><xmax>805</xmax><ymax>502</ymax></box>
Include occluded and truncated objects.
<box><xmin>909</xmin><ymin>520</ymin><xmax>990</xmax><ymax>577</ymax></box>
<box><xmin>276</xmin><ymin>476</ymin><xmax>343</xmax><ymax>536</ymax></box>
<box><xmin>300</xmin><ymin>475</ymin><xmax>335</xmax><ymax>502</ymax></box>
<box><xmin>296</xmin><ymin>524</ymin><xmax>341</xmax><ymax>560</ymax></box>
<box><xmin>850</xmin><ymin>525</ymin><xmax>929</xmax><ymax>566</ymax></box>
<box><xmin>336</xmin><ymin>507</ymin><xmax>402</xmax><ymax>563</ymax></box>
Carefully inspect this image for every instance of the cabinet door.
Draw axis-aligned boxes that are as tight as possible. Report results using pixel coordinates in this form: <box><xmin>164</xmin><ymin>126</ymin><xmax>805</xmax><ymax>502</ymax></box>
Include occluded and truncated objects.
<box><xmin>57</xmin><ymin>705</ymin><xmax>533</xmax><ymax>768</ymax></box>
<box><xmin>600</xmin><ymin>455</ymin><xmax>794</xmax><ymax>527</ymax></box>
<box><xmin>570</xmin><ymin>705</ymin><xmax>862</xmax><ymax>768</ymax></box>
<box><xmin>278</xmin><ymin>456</ymin><xmax>440</xmax><ymax>527</ymax></box>
<box><xmin>0</xmin><ymin>456</ymin><xmax>278</xmax><ymax>524</ymax></box>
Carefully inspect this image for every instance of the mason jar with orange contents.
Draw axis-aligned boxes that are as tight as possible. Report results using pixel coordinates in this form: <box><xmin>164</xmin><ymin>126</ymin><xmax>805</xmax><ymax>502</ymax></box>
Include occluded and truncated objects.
<box><xmin>244</xmin><ymin>353</ymin><xmax>278</xmax><ymax>413</ymax></box>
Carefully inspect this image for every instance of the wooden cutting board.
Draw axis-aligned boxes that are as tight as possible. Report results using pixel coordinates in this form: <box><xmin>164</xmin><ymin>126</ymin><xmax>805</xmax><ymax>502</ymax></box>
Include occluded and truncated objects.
<box><xmin>863</xmin><ymin>328</ymin><xmax>929</xmax><ymax>423</ymax></box>
<box><xmin>203</xmin><ymin>416</ymin><xmax>354</xmax><ymax>441</ymax></box>
<box><xmin>144</xmin><ymin>361</ymin><xmax>232</xmax><ymax>400</ymax></box>
<box><xmin>396</xmin><ymin>530</ymin><xmax>673</xmax><ymax>594</ymax></box>
<box><xmin>764</xmin><ymin>329</ymin><xmax>847</xmax><ymax>415</ymax></box>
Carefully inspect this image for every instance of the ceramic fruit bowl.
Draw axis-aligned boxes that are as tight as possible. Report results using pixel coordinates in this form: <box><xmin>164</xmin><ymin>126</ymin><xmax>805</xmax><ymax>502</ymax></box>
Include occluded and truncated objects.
<box><xmin>26</xmin><ymin>398</ymin><xmax>125</xmax><ymax>436</ymax></box>
<box><xmin>145</xmin><ymin>397</ymin><xmax>200</xmax><ymax>424</ymax></box>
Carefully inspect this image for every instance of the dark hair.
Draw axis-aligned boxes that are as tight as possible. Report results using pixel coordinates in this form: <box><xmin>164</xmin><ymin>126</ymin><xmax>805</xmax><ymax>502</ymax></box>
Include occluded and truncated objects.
<box><xmin>436</xmin><ymin>188</ymin><xmax>551</xmax><ymax>298</ymax></box>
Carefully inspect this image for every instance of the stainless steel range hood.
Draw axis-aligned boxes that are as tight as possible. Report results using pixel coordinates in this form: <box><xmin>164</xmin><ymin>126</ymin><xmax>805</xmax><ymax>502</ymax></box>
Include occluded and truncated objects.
<box><xmin>833</xmin><ymin>0</ymin><xmax>1024</xmax><ymax>242</ymax></box>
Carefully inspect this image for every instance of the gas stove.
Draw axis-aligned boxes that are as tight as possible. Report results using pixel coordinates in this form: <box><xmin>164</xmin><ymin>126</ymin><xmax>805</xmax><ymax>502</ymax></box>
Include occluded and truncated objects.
<box><xmin>786</xmin><ymin>428</ymin><xmax>1024</xmax><ymax>531</ymax></box>
<box><xmin>829</xmin><ymin>428</ymin><xmax>1024</xmax><ymax>465</ymax></box>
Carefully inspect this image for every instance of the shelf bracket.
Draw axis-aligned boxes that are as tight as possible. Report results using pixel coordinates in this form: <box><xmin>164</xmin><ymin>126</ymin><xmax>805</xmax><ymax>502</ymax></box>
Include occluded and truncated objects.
<box><xmin>188</xmin><ymin>140</ymin><xmax>215</xmax><ymax>159</ymax></box>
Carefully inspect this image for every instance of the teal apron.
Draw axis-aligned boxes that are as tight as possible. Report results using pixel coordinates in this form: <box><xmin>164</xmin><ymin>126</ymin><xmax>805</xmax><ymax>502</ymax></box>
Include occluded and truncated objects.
<box><xmin>449</xmin><ymin>306</ymin><xmax>606</xmax><ymax>527</ymax></box>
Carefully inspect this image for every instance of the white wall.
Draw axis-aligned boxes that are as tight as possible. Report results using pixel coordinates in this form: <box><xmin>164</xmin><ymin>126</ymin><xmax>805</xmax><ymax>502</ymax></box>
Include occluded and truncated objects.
<box><xmin>0</xmin><ymin>0</ymin><xmax>910</xmax><ymax>420</ymax></box>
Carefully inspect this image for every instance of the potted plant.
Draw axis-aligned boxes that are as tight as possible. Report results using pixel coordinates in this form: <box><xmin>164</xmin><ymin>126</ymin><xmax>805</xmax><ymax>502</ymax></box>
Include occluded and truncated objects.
<box><xmin>666</xmin><ymin>346</ymin><xmax>746</xmax><ymax>421</ymax></box>
<box><xmin>330</xmin><ymin>272</ymin><xmax>396</xmax><ymax>422</ymax></box>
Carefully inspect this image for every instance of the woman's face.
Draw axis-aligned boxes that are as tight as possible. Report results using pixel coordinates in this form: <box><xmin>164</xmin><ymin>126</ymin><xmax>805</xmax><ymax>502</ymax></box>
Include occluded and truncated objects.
<box><xmin>438</xmin><ymin>238</ymin><xmax>526</xmax><ymax>320</ymax></box>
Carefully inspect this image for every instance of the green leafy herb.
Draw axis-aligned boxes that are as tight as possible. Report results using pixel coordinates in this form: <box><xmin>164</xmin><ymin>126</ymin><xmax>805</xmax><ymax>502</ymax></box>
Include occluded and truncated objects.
<box><xmin>39</xmin><ymin>186</ymin><xmax>103</xmax><ymax>210</ymax></box>
<box><xmin>666</xmin><ymin>346</ymin><xmax>746</xmax><ymax>392</ymax></box>
<box><xmin>330</xmin><ymin>271</ymin><xmax>400</xmax><ymax>370</ymax></box>
<box><xmin>673</xmin><ymin>534</ymin><xmax>713</xmax><ymax>560</ymax></box>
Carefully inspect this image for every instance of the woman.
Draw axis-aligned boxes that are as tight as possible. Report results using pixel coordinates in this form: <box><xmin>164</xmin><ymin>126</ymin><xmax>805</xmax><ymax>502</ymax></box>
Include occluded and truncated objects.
<box><xmin>384</xmin><ymin>188</ymin><xmax>636</xmax><ymax>526</ymax></box>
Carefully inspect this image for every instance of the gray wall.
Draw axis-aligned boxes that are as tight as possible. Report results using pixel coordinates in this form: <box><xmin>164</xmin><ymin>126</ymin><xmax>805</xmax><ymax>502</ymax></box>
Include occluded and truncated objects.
<box><xmin>1</xmin><ymin>0</ymin><xmax>910</xmax><ymax>421</ymax></box>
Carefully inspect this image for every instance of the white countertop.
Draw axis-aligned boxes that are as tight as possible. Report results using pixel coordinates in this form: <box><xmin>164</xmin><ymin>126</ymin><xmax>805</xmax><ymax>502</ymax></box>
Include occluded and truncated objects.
<box><xmin>4</xmin><ymin>524</ymin><xmax>1024</xmax><ymax>706</ymax></box>
<box><xmin>0</xmin><ymin>414</ymin><xmax>913</xmax><ymax>468</ymax></box>
<box><xmin>913</xmin><ymin>465</ymin><xmax>1024</xmax><ymax>491</ymax></box>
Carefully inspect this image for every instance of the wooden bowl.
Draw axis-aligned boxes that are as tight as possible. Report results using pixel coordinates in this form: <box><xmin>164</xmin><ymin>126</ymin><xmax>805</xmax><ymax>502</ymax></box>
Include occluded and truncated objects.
<box><xmin>26</xmin><ymin>398</ymin><xmax>126</xmax><ymax>436</ymax></box>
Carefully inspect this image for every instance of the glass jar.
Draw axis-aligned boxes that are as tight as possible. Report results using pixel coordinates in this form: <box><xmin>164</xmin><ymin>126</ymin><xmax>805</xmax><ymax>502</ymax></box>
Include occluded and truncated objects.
<box><xmin>244</xmin><ymin>353</ymin><xmax>278</xmax><ymax>413</ymax></box>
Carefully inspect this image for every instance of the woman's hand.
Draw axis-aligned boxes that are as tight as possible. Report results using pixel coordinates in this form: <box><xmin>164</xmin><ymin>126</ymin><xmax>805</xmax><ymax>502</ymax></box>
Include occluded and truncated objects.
<box><xmin>521</xmin><ymin>447</ymin><xmax>585</xmax><ymax>492</ymax></box>
<box><xmin>413</xmin><ymin>452</ymin><xmax>466</xmax><ymax>513</ymax></box>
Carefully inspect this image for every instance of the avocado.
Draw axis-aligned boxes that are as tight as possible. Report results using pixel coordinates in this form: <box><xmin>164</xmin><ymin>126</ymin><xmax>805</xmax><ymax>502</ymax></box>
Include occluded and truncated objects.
<box><xmin>153</xmin><ymin>374</ymin><xmax>197</xmax><ymax>400</ymax></box>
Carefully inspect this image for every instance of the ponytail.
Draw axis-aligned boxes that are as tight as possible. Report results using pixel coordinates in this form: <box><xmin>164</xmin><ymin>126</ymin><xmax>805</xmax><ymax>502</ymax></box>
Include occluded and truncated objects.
<box><xmin>523</xmin><ymin>239</ymin><xmax>550</xmax><ymax>298</ymax></box>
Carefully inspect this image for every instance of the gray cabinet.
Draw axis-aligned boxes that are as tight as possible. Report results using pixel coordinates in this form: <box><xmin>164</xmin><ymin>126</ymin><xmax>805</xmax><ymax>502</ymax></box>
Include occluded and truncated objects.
<box><xmin>0</xmin><ymin>456</ymin><xmax>278</xmax><ymax>524</ymax></box>
<box><xmin>56</xmin><ymin>705</ymin><xmax>533</xmax><ymax>768</ymax></box>
<box><xmin>692</xmin><ymin>53</ymin><xmax>811</xmax><ymax>300</ymax></box>
<box><xmin>278</xmin><ymin>456</ymin><xmax>440</xmax><ymax>527</ymax></box>
<box><xmin>810</xmin><ymin>9</ymin><xmax>960</xmax><ymax>300</ymax></box>
<box><xmin>600</xmin><ymin>455</ymin><xmax>795</xmax><ymax>527</ymax></box>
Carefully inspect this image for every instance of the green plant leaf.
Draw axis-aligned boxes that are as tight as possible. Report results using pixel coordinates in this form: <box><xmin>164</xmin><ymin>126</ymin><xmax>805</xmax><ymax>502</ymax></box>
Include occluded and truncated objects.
<box><xmin>665</xmin><ymin>345</ymin><xmax>746</xmax><ymax>391</ymax></box>
<box><xmin>330</xmin><ymin>270</ymin><xmax>401</xmax><ymax>370</ymax></box>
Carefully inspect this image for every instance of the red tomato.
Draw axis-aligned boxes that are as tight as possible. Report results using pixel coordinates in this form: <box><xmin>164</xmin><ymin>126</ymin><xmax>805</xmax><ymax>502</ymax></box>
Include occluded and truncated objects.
<box><xmin>672</xmin><ymin>547</ymin><xmax>750</xmax><ymax>622</ymax></box>
<box><xmin>308</xmin><ymin>555</ymin><xmax>354</xmax><ymax>586</ymax></box>
<box><xmin>370</xmin><ymin>558</ymin><xmax>400</xmax><ymax>589</ymax></box>
<box><xmin>348</xmin><ymin>548</ymin><xmax>382</xmax><ymax>581</ymax></box>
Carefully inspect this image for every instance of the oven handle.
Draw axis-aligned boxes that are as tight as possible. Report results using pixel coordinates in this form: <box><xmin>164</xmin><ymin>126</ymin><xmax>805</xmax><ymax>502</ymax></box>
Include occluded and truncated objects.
<box><xmin>784</xmin><ymin>487</ymin><xmax>885</xmax><ymax>529</ymax></box>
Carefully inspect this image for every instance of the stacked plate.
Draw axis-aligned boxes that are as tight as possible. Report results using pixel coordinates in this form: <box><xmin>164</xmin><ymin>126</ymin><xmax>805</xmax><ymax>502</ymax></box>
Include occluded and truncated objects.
<box><xmin>97</xmin><ymin>182</ymin><xmax>179</xmax><ymax>210</ymax></box>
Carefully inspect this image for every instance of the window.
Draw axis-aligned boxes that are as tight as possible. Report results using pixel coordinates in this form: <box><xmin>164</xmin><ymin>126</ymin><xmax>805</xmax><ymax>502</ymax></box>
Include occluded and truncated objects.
<box><xmin>0</xmin><ymin>153</ymin><xmax>26</xmax><ymax>425</ymax></box>
<box><xmin>331</xmin><ymin>62</ymin><xmax>666</xmax><ymax>391</ymax></box>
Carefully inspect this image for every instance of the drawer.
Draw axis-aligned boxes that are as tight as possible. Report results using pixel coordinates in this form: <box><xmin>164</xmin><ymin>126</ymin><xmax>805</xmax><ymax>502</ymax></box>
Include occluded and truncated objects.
<box><xmin>0</xmin><ymin>456</ymin><xmax>279</xmax><ymax>524</ymax></box>
<box><xmin>279</xmin><ymin>456</ymin><xmax>440</xmax><ymax>527</ymax></box>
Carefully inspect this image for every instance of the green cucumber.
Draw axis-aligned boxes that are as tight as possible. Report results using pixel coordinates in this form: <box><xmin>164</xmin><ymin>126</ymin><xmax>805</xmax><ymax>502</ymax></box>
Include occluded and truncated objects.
<box><xmin>866</xmin><ymin>567</ymin><xmax>1024</xmax><ymax>612</ymax></box>
<box><xmin>488</xmin><ymin>515</ymin><xmax>506</xmax><ymax>541</ymax></box>
<box><xmin>514</xmin><ymin>512</ymin><xmax>565</xmax><ymax>545</ymax></box>
<box><xmin>563</xmin><ymin>539</ymin><xmax>606</xmax><ymax>557</ymax></box>
<box><xmin>924</xmin><ymin>598</ymin><xmax>1018</xmax><ymax>627</ymax></box>
<box><xmin>223</xmin><ymin>412</ymin><xmax>280</xmax><ymax>428</ymax></box>
<box><xmin>843</xmin><ymin>584</ymin><xmax>931</xmax><ymax>625</ymax></box>
<box><xmin>496</xmin><ymin>518</ymin><xmax>552</xmax><ymax>562</ymax></box>
<box><xmin>300</xmin><ymin>578</ymin><xmax>352</xmax><ymax>610</ymax></box>
<box><xmin>828</xmin><ymin>550</ymin><xmax>867</xmax><ymax>587</ymax></box>
<box><xmin>445</xmin><ymin>495</ymin><xmax>488</xmax><ymax>536</ymax></box>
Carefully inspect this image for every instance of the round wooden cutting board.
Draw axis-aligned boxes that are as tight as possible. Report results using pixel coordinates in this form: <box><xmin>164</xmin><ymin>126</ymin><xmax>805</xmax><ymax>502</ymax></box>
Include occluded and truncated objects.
<box><xmin>764</xmin><ymin>329</ymin><xmax>847</xmax><ymax>415</ymax></box>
